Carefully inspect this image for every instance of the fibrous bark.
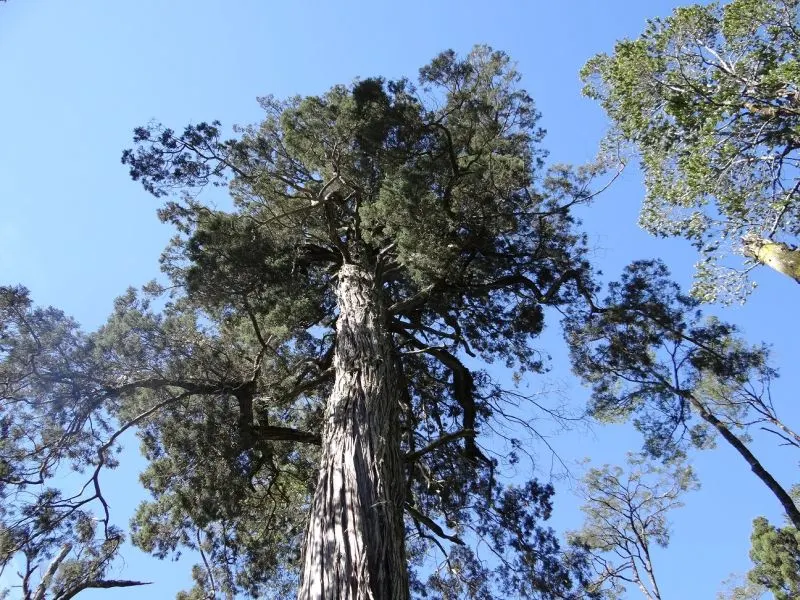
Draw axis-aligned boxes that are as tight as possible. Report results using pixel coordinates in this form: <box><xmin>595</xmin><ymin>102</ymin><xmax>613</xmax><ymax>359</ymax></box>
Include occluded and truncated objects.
<box><xmin>298</xmin><ymin>264</ymin><xmax>408</xmax><ymax>600</ymax></box>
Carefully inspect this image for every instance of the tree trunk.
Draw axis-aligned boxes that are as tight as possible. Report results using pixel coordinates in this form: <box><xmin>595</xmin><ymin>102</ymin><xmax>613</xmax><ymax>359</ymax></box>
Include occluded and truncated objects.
<box><xmin>298</xmin><ymin>264</ymin><xmax>409</xmax><ymax>600</ymax></box>
<box><xmin>687</xmin><ymin>392</ymin><xmax>800</xmax><ymax>529</ymax></box>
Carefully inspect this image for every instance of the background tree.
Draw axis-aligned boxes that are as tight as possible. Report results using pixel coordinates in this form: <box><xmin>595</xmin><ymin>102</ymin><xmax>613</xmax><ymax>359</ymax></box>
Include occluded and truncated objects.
<box><xmin>745</xmin><ymin>515</ymin><xmax>800</xmax><ymax>599</ymax></box>
<box><xmin>717</xmin><ymin>573</ymin><xmax>768</xmax><ymax>600</ymax></box>
<box><xmin>89</xmin><ymin>46</ymin><xmax>603</xmax><ymax>599</ymax></box>
<box><xmin>566</xmin><ymin>260</ymin><xmax>800</xmax><ymax>528</ymax></box>
<box><xmin>568</xmin><ymin>453</ymin><xmax>699</xmax><ymax>600</ymax></box>
<box><xmin>583</xmin><ymin>0</ymin><xmax>800</xmax><ymax>301</ymax></box>
<box><xmin>0</xmin><ymin>286</ymin><xmax>148</xmax><ymax>599</ymax></box>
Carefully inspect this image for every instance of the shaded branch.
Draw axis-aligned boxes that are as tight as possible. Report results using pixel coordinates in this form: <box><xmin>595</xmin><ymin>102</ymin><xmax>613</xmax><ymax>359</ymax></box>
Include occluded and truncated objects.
<box><xmin>392</xmin><ymin>322</ymin><xmax>487</xmax><ymax>464</ymax></box>
<box><xmin>405</xmin><ymin>503</ymin><xmax>464</xmax><ymax>545</ymax></box>
<box><xmin>256</xmin><ymin>425</ymin><xmax>321</xmax><ymax>446</ymax></box>
<box><xmin>405</xmin><ymin>430</ymin><xmax>474</xmax><ymax>463</ymax></box>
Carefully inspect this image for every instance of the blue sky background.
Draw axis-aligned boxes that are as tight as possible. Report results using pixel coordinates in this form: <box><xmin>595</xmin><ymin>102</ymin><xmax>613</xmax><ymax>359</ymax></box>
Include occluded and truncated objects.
<box><xmin>1</xmin><ymin>1</ymin><xmax>798</xmax><ymax>598</ymax></box>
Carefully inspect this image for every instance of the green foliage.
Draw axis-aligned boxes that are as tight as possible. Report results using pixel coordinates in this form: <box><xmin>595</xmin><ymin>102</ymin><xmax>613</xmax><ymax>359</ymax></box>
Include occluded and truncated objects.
<box><xmin>569</xmin><ymin>453</ymin><xmax>698</xmax><ymax>600</ymax></box>
<box><xmin>747</xmin><ymin>517</ymin><xmax>800</xmax><ymax>599</ymax></box>
<box><xmin>567</xmin><ymin>259</ymin><xmax>800</xmax><ymax>531</ymax></box>
<box><xmin>567</xmin><ymin>260</ymin><xmax>775</xmax><ymax>458</ymax></box>
<box><xmin>106</xmin><ymin>46</ymin><xmax>607</xmax><ymax>598</ymax></box>
<box><xmin>583</xmin><ymin>0</ymin><xmax>800</xmax><ymax>301</ymax></box>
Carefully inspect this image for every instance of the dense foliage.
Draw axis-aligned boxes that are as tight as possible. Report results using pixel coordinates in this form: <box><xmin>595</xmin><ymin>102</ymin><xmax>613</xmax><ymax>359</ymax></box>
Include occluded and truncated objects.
<box><xmin>746</xmin><ymin>517</ymin><xmax>800</xmax><ymax>599</ymax></box>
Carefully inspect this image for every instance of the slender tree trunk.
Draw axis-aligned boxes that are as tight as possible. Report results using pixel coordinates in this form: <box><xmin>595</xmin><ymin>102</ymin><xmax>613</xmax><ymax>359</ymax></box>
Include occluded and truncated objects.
<box><xmin>298</xmin><ymin>264</ymin><xmax>409</xmax><ymax>600</ymax></box>
<box><xmin>686</xmin><ymin>392</ymin><xmax>800</xmax><ymax>529</ymax></box>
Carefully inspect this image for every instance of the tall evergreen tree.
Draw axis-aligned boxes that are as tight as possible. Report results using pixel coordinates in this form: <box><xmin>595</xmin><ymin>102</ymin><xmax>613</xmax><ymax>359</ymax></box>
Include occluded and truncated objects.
<box><xmin>103</xmin><ymin>46</ymin><xmax>600</xmax><ymax>599</ymax></box>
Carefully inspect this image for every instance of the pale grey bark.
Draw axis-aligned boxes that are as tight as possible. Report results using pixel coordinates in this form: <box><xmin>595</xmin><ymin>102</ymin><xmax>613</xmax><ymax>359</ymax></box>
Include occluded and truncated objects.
<box><xmin>298</xmin><ymin>264</ymin><xmax>408</xmax><ymax>600</ymax></box>
<box><xmin>742</xmin><ymin>235</ymin><xmax>800</xmax><ymax>284</ymax></box>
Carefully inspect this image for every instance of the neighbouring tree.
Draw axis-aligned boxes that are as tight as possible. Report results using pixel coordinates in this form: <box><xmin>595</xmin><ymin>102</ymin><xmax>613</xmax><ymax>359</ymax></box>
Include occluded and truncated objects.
<box><xmin>582</xmin><ymin>4</ymin><xmax>800</xmax><ymax>592</ymax></box>
<box><xmin>717</xmin><ymin>573</ymin><xmax>768</xmax><ymax>600</ymax></box>
<box><xmin>583</xmin><ymin>0</ymin><xmax>800</xmax><ymax>301</ymax></box>
<box><xmin>568</xmin><ymin>453</ymin><xmax>698</xmax><ymax>600</ymax></box>
<box><xmin>566</xmin><ymin>260</ymin><xmax>800</xmax><ymax>529</ymax></box>
<box><xmin>746</xmin><ymin>516</ymin><xmax>800</xmax><ymax>599</ymax></box>
<box><xmin>0</xmin><ymin>46</ymin><xmax>611</xmax><ymax>599</ymax></box>
<box><xmin>0</xmin><ymin>286</ymin><xmax>148</xmax><ymax>599</ymax></box>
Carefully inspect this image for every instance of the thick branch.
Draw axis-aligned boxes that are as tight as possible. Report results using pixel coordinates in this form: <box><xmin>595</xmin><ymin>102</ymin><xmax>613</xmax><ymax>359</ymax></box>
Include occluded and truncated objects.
<box><xmin>57</xmin><ymin>580</ymin><xmax>151</xmax><ymax>600</ymax></box>
<box><xmin>256</xmin><ymin>425</ymin><xmax>321</xmax><ymax>446</ymax></box>
<box><xmin>742</xmin><ymin>236</ymin><xmax>800</xmax><ymax>284</ymax></box>
<box><xmin>470</xmin><ymin>269</ymin><xmax>589</xmax><ymax>305</ymax></box>
<box><xmin>388</xmin><ymin>284</ymin><xmax>437</xmax><ymax>315</ymax></box>
<box><xmin>405</xmin><ymin>503</ymin><xmax>464</xmax><ymax>545</ymax></box>
<box><xmin>284</xmin><ymin>367</ymin><xmax>334</xmax><ymax>404</ymax></box>
<box><xmin>107</xmin><ymin>377</ymin><xmax>231</xmax><ymax>398</ymax></box>
<box><xmin>33</xmin><ymin>544</ymin><xmax>72</xmax><ymax>600</ymax></box>
<box><xmin>404</xmin><ymin>430</ymin><xmax>474</xmax><ymax>463</ymax></box>
<box><xmin>392</xmin><ymin>322</ymin><xmax>487</xmax><ymax>464</ymax></box>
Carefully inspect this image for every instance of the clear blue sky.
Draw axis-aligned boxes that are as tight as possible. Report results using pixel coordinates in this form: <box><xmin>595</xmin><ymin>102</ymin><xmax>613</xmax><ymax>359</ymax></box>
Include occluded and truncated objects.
<box><xmin>2</xmin><ymin>1</ymin><xmax>798</xmax><ymax>598</ymax></box>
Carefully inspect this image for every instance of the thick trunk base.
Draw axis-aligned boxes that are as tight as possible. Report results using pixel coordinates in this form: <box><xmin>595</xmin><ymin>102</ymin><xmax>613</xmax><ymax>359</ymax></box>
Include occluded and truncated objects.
<box><xmin>298</xmin><ymin>264</ymin><xmax>408</xmax><ymax>600</ymax></box>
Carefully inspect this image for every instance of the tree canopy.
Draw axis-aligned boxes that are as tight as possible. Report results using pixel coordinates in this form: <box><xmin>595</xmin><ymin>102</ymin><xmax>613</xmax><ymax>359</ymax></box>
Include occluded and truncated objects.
<box><xmin>4</xmin><ymin>2</ymin><xmax>800</xmax><ymax>598</ymax></box>
<box><xmin>567</xmin><ymin>260</ymin><xmax>800</xmax><ymax>530</ymax></box>
<box><xmin>583</xmin><ymin>0</ymin><xmax>800</xmax><ymax>301</ymax></box>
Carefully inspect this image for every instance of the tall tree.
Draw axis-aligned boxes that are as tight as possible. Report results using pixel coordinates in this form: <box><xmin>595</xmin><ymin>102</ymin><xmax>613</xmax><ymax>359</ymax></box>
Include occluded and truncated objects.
<box><xmin>746</xmin><ymin>516</ymin><xmax>800</xmax><ymax>599</ymax></box>
<box><xmin>566</xmin><ymin>260</ymin><xmax>800</xmax><ymax>529</ymax></box>
<box><xmin>110</xmin><ymin>46</ymin><xmax>602</xmax><ymax>599</ymax></box>
<box><xmin>568</xmin><ymin>453</ymin><xmax>698</xmax><ymax>600</ymax></box>
<box><xmin>583</xmin><ymin>0</ymin><xmax>800</xmax><ymax>301</ymax></box>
